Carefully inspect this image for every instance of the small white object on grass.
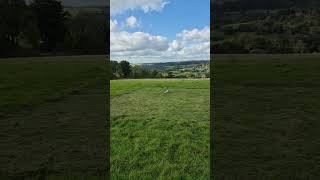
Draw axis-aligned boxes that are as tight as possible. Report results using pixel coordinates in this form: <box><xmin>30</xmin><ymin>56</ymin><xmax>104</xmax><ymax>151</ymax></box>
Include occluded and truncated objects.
<box><xmin>164</xmin><ymin>89</ymin><xmax>169</xmax><ymax>94</ymax></box>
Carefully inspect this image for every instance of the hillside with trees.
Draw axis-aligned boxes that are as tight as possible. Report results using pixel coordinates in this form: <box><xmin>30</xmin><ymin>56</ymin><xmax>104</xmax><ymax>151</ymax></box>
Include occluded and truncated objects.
<box><xmin>213</xmin><ymin>0</ymin><xmax>320</xmax><ymax>12</ymax></box>
<box><xmin>111</xmin><ymin>60</ymin><xmax>210</xmax><ymax>79</ymax></box>
<box><xmin>212</xmin><ymin>0</ymin><xmax>320</xmax><ymax>54</ymax></box>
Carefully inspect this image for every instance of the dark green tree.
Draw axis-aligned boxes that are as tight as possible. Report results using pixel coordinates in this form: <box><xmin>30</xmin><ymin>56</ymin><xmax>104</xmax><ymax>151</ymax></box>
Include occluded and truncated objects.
<box><xmin>131</xmin><ymin>65</ymin><xmax>142</xmax><ymax>79</ymax></box>
<box><xmin>119</xmin><ymin>61</ymin><xmax>132</xmax><ymax>78</ymax></box>
<box><xmin>0</xmin><ymin>0</ymin><xmax>27</xmax><ymax>56</ymax></box>
<box><xmin>151</xmin><ymin>70</ymin><xmax>159</xmax><ymax>78</ymax></box>
<box><xmin>30</xmin><ymin>0</ymin><xmax>70</xmax><ymax>51</ymax></box>
<box><xmin>110</xmin><ymin>61</ymin><xmax>117</xmax><ymax>78</ymax></box>
<box><xmin>67</xmin><ymin>11</ymin><xmax>107</xmax><ymax>53</ymax></box>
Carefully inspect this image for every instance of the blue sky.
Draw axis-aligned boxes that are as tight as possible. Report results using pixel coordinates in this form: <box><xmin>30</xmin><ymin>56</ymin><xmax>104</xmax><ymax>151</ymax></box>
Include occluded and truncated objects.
<box><xmin>112</xmin><ymin>0</ymin><xmax>210</xmax><ymax>40</ymax></box>
<box><xmin>110</xmin><ymin>0</ymin><xmax>210</xmax><ymax>63</ymax></box>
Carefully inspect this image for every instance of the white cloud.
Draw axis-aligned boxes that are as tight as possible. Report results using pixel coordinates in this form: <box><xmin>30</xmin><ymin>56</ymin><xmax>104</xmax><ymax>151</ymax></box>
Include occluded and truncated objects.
<box><xmin>126</xmin><ymin>16</ymin><xmax>139</xmax><ymax>28</ymax></box>
<box><xmin>110</xmin><ymin>26</ymin><xmax>210</xmax><ymax>63</ymax></box>
<box><xmin>110</xmin><ymin>19</ymin><xmax>118</xmax><ymax>32</ymax></box>
<box><xmin>111</xmin><ymin>0</ymin><xmax>169</xmax><ymax>15</ymax></box>
<box><xmin>168</xmin><ymin>40</ymin><xmax>182</xmax><ymax>51</ymax></box>
<box><xmin>111</xmin><ymin>31</ymin><xmax>169</xmax><ymax>52</ymax></box>
<box><xmin>177</xmin><ymin>26</ymin><xmax>210</xmax><ymax>44</ymax></box>
<box><xmin>167</xmin><ymin>26</ymin><xmax>210</xmax><ymax>60</ymax></box>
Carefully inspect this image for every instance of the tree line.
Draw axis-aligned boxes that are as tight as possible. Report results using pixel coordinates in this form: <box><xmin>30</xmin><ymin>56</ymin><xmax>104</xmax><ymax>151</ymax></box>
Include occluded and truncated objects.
<box><xmin>0</xmin><ymin>0</ymin><xmax>107</xmax><ymax>58</ymax></box>
<box><xmin>111</xmin><ymin>60</ymin><xmax>163</xmax><ymax>79</ymax></box>
<box><xmin>111</xmin><ymin>60</ymin><xmax>210</xmax><ymax>79</ymax></box>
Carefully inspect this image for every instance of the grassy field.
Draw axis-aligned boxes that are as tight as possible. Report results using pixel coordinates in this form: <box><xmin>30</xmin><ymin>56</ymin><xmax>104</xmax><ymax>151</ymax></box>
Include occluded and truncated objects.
<box><xmin>111</xmin><ymin>79</ymin><xmax>210</xmax><ymax>179</ymax></box>
<box><xmin>0</xmin><ymin>55</ymin><xmax>108</xmax><ymax>116</ymax></box>
<box><xmin>213</xmin><ymin>54</ymin><xmax>320</xmax><ymax>179</ymax></box>
<box><xmin>0</xmin><ymin>55</ymin><xmax>108</xmax><ymax>179</ymax></box>
<box><xmin>3</xmin><ymin>53</ymin><xmax>319</xmax><ymax>179</ymax></box>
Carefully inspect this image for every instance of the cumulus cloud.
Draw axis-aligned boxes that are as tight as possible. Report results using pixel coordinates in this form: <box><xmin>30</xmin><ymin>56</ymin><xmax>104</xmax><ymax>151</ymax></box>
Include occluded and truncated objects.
<box><xmin>167</xmin><ymin>26</ymin><xmax>210</xmax><ymax>60</ymax></box>
<box><xmin>111</xmin><ymin>0</ymin><xmax>169</xmax><ymax>15</ymax></box>
<box><xmin>126</xmin><ymin>16</ymin><xmax>139</xmax><ymax>28</ymax></box>
<box><xmin>110</xmin><ymin>21</ymin><xmax>169</xmax><ymax>53</ymax></box>
<box><xmin>111</xmin><ymin>26</ymin><xmax>210</xmax><ymax>63</ymax></box>
<box><xmin>168</xmin><ymin>40</ymin><xmax>182</xmax><ymax>51</ymax></box>
<box><xmin>110</xmin><ymin>19</ymin><xmax>118</xmax><ymax>32</ymax></box>
<box><xmin>177</xmin><ymin>26</ymin><xmax>210</xmax><ymax>44</ymax></box>
<box><xmin>111</xmin><ymin>31</ymin><xmax>169</xmax><ymax>52</ymax></box>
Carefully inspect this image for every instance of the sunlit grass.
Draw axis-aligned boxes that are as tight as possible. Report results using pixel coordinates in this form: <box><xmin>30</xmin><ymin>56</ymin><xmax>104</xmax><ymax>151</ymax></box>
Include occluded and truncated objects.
<box><xmin>111</xmin><ymin>79</ymin><xmax>210</xmax><ymax>179</ymax></box>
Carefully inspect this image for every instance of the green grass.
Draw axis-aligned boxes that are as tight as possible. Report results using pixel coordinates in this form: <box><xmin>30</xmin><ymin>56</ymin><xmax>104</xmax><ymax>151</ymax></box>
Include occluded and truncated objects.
<box><xmin>213</xmin><ymin>54</ymin><xmax>320</xmax><ymax>179</ymax></box>
<box><xmin>1</xmin><ymin>174</ymin><xmax>108</xmax><ymax>180</ymax></box>
<box><xmin>0</xmin><ymin>55</ymin><xmax>107</xmax><ymax>116</ymax></box>
<box><xmin>0</xmin><ymin>55</ymin><xmax>108</xmax><ymax>179</ymax></box>
<box><xmin>111</xmin><ymin>79</ymin><xmax>210</xmax><ymax>179</ymax></box>
<box><xmin>3</xmin><ymin>53</ymin><xmax>319</xmax><ymax>179</ymax></box>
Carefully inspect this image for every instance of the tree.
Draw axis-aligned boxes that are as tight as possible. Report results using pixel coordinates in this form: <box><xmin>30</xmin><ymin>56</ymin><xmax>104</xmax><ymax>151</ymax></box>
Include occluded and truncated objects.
<box><xmin>30</xmin><ymin>0</ymin><xmax>70</xmax><ymax>51</ymax></box>
<box><xmin>119</xmin><ymin>61</ymin><xmax>132</xmax><ymax>78</ymax></box>
<box><xmin>141</xmin><ymin>68</ymin><xmax>151</xmax><ymax>78</ymax></box>
<box><xmin>151</xmin><ymin>70</ymin><xmax>159</xmax><ymax>78</ymax></box>
<box><xmin>110</xmin><ymin>61</ymin><xmax>119</xmax><ymax>79</ymax></box>
<box><xmin>294</xmin><ymin>40</ymin><xmax>307</xmax><ymax>53</ymax></box>
<box><xmin>0</xmin><ymin>0</ymin><xmax>28</xmax><ymax>56</ymax></box>
<box><xmin>67</xmin><ymin>11</ymin><xmax>107</xmax><ymax>53</ymax></box>
<box><xmin>22</xmin><ymin>7</ymin><xmax>40</xmax><ymax>50</ymax></box>
<box><xmin>131</xmin><ymin>65</ymin><xmax>142</xmax><ymax>79</ymax></box>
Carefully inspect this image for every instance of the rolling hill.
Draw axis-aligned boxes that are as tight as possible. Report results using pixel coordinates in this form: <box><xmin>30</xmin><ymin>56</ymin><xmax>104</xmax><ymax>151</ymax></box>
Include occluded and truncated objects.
<box><xmin>213</xmin><ymin>0</ymin><xmax>320</xmax><ymax>12</ymax></box>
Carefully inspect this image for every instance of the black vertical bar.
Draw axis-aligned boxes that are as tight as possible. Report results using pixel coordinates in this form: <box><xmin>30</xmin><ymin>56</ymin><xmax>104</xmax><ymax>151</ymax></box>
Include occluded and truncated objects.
<box><xmin>210</xmin><ymin>0</ymin><xmax>215</xmax><ymax>179</ymax></box>
<box><xmin>106</xmin><ymin>0</ymin><xmax>110</xmax><ymax>179</ymax></box>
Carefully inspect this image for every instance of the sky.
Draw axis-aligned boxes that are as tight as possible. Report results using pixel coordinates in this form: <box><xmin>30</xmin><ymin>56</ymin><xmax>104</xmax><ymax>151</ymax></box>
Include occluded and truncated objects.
<box><xmin>110</xmin><ymin>0</ymin><xmax>210</xmax><ymax>64</ymax></box>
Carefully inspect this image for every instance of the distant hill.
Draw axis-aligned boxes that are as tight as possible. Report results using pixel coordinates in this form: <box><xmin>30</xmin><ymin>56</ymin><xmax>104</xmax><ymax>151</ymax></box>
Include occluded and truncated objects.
<box><xmin>214</xmin><ymin>0</ymin><xmax>320</xmax><ymax>12</ymax></box>
<box><xmin>25</xmin><ymin>0</ymin><xmax>108</xmax><ymax>7</ymax></box>
<box><xmin>141</xmin><ymin>60</ymin><xmax>210</xmax><ymax>70</ymax></box>
<box><xmin>142</xmin><ymin>60</ymin><xmax>209</xmax><ymax>67</ymax></box>
<box><xmin>139</xmin><ymin>60</ymin><xmax>210</xmax><ymax>78</ymax></box>
<box><xmin>212</xmin><ymin>1</ymin><xmax>320</xmax><ymax>54</ymax></box>
<box><xmin>64</xmin><ymin>6</ymin><xmax>107</xmax><ymax>17</ymax></box>
<box><xmin>60</xmin><ymin>0</ymin><xmax>108</xmax><ymax>7</ymax></box>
